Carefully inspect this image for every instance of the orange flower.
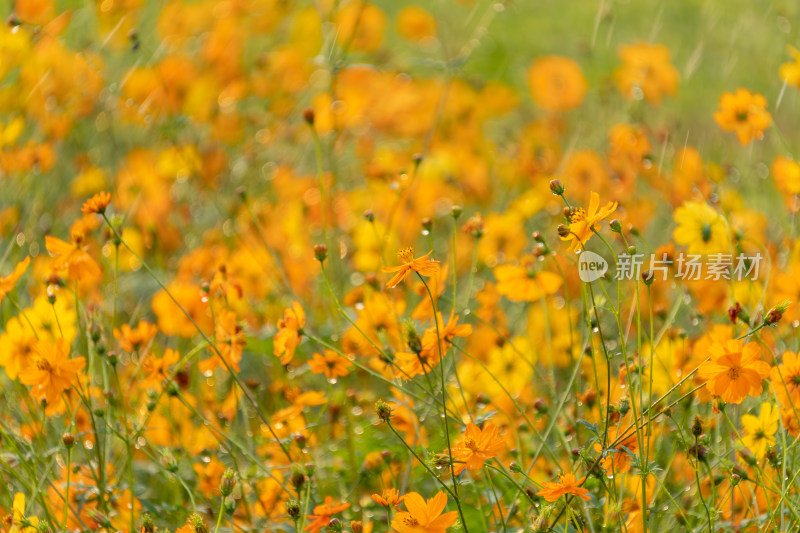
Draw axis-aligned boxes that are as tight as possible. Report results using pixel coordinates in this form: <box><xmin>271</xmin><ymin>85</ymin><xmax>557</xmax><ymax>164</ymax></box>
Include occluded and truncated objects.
<box><xmin>19</xmin><ymin>338</ymin><xmax>85</xmax><ymax>412</ymax></box>
<box><xmin>113</xmin><ymin>320</ymin><xmax>158</xmax><ymax>353</ymax></box>
<box><xmin>391</xmin><ymin>491</ymin><xmax>458</xmax><ymax>533</ymax></box>
<box><xmin>713</xmin><ymin>88</ymin><xmax>772</xmax><ymax>145</ymax></box>
<box><xmin>308</xmin><ymin>350</ymin><xmax>351</xmax><ymax>381</ymax></box>
<box><xmin>614</xmin><ymin>42</ymin><xmax>679</xmax><ymax>105</ymax></box>
<box><xmin>698</xmin><ymin>339</ymin><xmax>770</xmax><ymax>404</ymax></box>
<box><xmin>383</xmin><ymin>247</ymin><xmax>440</xmax><ymax>288</ymax></box>
<box><xmin>304</xmin><ymin>496</ymin><xmax>350</xmax><ymax>533</ymax></box>
<box><xmin>450</xmin><ymin>422</ymin><xmax>505</xmax><ymax>475</ymax></box>
<box><xmin>141</xmin><ymin>348</ymin><xmax>180</xmax><ymax>389</ymax></box>
<box><xmin>200</xmin><ymin>309</ymin><xmax>246</xmax><ymax>374</ymax></box>
<box><xmin>536</xmin><ymin>473</ymin><xmax>591</xmax><ymax>502</ymax></box>
<box><xmin>494</xmin><ymin>255</ymin><xmax>562</xmax><ymax>302</ymax></box>
<box><xmin>371</xmin><ymin>488</ymin><xmax>404</xmax><ymax>510</ymax></box>
<box><xmin>81</xmin><ymin>191</ymin><xmax>111</xmax><ymax>214</ymax></box>
<box><xmin>526</xmin><ymin>55</ymin><xmax>588</xmax><ymax>112</ymax></box>
<box><xmin>0</xmin><ymin>256</ymin><xmax>30</xmax><ymax>307</ymax></box>
<box><xmin>771</xmin><ymin>351</ymin><xmax>800</xmax><ymax>408</ymax></box>
<box><xmin>192</xmin><ymin>459</ymin><xmax>226</xmax><ymax>499</ymax></box>
<box><xmin>594</xmin><ymin>425</ymin><xmax>639</xmax><ymax>474</ymax></box>
<box><xmin>45</xmin><ymin>231</ymin><xmax>102</xmax><ymax>282</ymax></box>
<box><xmin>397</xmin><ymin>6</ymin><xmax>437</xmax><ymax>42</ymax></box>
<box><xmin>560</xmin><ymin>191</ymin><xmax>618</xmax><ymax>251</ymax></box>
<box><xmin>274</xmin><ymin>301</ymin><xmax>305</xmax><ymax>365</ymax></box>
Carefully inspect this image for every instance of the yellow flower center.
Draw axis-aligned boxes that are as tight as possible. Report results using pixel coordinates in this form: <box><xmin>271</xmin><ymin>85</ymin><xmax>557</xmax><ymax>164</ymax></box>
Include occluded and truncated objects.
<box><xmin>400</xmin><ymin>515</ymin><xmax>419</xmax><ymax>526</ymax></box>
<box><xmin>36</xmin><ymin>358</ymin><xmax>53</xmax><ymax>373</ymax></box>
<box><xmin>727</xmin><ymin>366</ymin><xmax>741</xmax><ymax>380</ymax></box>
<box><xmin>398</xmin><ymin>247</ymin><xmax>415</xmax><ymax>263</ymax></box>
<box><xmin>464</xmin><ymin>436</ymin><xmax>478</xmax><ymax>451</ymax></box>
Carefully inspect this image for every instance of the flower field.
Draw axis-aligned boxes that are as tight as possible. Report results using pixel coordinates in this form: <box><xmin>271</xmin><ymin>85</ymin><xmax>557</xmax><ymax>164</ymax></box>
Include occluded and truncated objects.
<box><xmin>4</xmin><ymin>0</ymin><xmax>800</xmax><ymax>531</ymax></box>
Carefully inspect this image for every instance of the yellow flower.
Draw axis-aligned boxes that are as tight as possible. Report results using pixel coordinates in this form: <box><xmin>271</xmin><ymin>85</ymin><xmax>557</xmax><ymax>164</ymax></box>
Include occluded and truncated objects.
<box><xmin>560</xmin><ymin>191</ymin><xmax>617</xmax><ymax>252</ymax></box>
<box><xmin>672</xmin><ymin>201</ymin><xmax>729</xmax><ymax>255</ymax></box>
<box><xmin>779</xmin><ymin>45</ymin><xmax>800</xmax><ymax>89</ymax></box>
<box><xmin>494</xmin><ymin>255</ymin><xmax>562</xmax><ymax>301</ymax></box>
<box><xmin>713</xmin><ymin>88</ymin><xmax>772</xmax><ymax>145</ymax></box>
<box><xmin>9</xmin><ymin>493</ymin><xmax>39</xmax><ymax>533</ymax></box>
<box><xmin>741</xmin><ymin>402</ymin><xmax>779</xmax><ymax>459</ymax></box>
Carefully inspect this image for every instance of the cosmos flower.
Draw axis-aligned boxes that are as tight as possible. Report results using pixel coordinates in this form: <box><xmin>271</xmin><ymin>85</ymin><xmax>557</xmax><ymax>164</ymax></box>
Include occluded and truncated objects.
<box><xmin>304</xmin><ymin>496</ymin><xmax>350</xmax><ymax>533</ymax></box>
<box><xmin>19</xmin><ymin>338</ymin><xmax>86</xmax><ymax>412</ymax></box>
<box><xmin>391</xmin><ymin>491</ymin><xmax>458</xmax><ymax>533</ymax></box>
<box><xmin>372</xmin><ymin>488</ymin><xmax>404</xmax><ymax>510</ymax></box>
<box><xmin>80</xmin><ymin>191</ymin><xmax>111</xmax><ymax>214</ymax></box>
<box><xmin>308</xmin><ymin>350</ymin><xmax>352</xmax><ymax>381</ymax></box>
<box><xmin>0</xmin><ymin>256</ymin><xmax>30</xmax><ymax>307</ymax></box>
<box><xmin>672</xmin><ymin>201</ymin><xmax>729</xmax><ymax>255</ymax></box>
<box><xmin>697</xmin><ymin>339</ymin><xmax>770</xmax><ymax>405</ymax></box>
<box><xmin>449</xmin><ymin>422</ymin><xmax>505</xmax><ymax>475</ymax></box>
<box><xmin>713</xmin><ymin>88</ymin><xmax>772</xmax><ymax>145</ymax></box>
<box><xmin>536</xmin><ymin>473</ymin><xmax>591</xmax><ymax>502</ymax></box>
<box><xmin>560</xmin><ymin>192</ymin><xmax>618</xmax><ymax>252</ymax></box>
<box><xmin>274</xmin><ymin>301</ymin><xmax>305</xmax><ymax>365</ymax></box>
<box><xmin>741</xmin><ymin>402</ymin><xmax>779</xmax><ymax>459</ymax></box>
<box><xmin>383</xmin><ymin>247</ymin><xmax>440</xmax><ymax>288</ymax></box>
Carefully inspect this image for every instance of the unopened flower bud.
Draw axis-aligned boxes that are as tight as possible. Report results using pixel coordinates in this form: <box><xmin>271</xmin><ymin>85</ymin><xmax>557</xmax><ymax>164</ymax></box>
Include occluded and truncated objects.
<box><xmin>609</xmin><ymin>219</ymin><xmax>622</xmax><ymax>233</ymax></box>
<box><xmin>691</xmin><ymin>415</ymin><xmax>703</xmax><ymax>437</ymax></box>
<box><xmin>62</xmin><ymin>432</ymin><xmax>75</xmax><ymax>449</ymax></box>
<box><xmin>220</xmin><ymin>468</ymin><xmax>236</xmax><ymax>496</ymax></box>
<box><xmin>161</xmin><ymin>453</ymin><xmax>178</xmax><ymax>473</ymax></box>
<box><xmin>549</xmin><ymin>179</ymin><xmax>565</xmax><ymax>196</ymax></box>
<box><xmin>451</xmin><ymin>205</ymin><xmax>462</xmax><ymax>219</ymax></box>
<box><xmin>765</xmin><ymin>301</ymin><xmax>790</xmax><ymax>325</ymax></box>
<box><xmin>189</xmin><ymin>513</ymin><xmax>208</xmax><ymax>533</ymax></box>
<box><xmin>223</xmin><ymin>495</ymin><xmax>236</xmax><ymax>514</ymax></box>
<box><xmin>302</xmin><ymin>108</ymin><xmax>315</xmax><ymax>126</ymax></box>
<box><xmin>618</xmin><ymin>398</ymin><xmax>630</xmax><ymax>416</ymax></box>
<box><xmin>140</xmin><ymin>513</ymin><xmax>155</xmax><ymax>533</ymax></box>
<box><xmin>291</xmin><ymin>464</ymin><xmax>306</xmax><ymax>490</ymax></box>
<box><xmin>557</xmin><ymin>224</ymin><xmax>570</xmax><ymax>238</ymax></box>
<box><xmin>375</xmin><ymin>399</ymin><xmax>392</xmax><ymax>422</ymax></box>
<box><xmin>314</xmin><ymin>244</ymin><xmax>328</xmax><ymax>262</ymax></box>
<box><xmin>287</xmin><ymin>499</ymin><xmax>301</xmax><ymax>520</ymax></box>
<box><xmin>363</xmin><ymin>210</ymin><xmax>374</xmax><ymax>222</ymax></box>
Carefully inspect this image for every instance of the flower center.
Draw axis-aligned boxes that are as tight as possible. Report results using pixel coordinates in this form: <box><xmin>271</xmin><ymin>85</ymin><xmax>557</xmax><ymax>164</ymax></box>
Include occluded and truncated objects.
<box><xmin>36</xmin><ymin>358</ymin><xmax>53</xmax><ymax>372</ymax></box>
<box><xmin>464</xmin><ymin>437</ymin><xmax>478</xmax><ymax>451</ymax></box>
<box><xmin>400</xmin><ymin>515</ymin><xmax>419</xmax><ymax>526</ymax></box>
<box><xmin>398</xmin><ymin>247</ymin><xmax>415</xmax><ymax>263</ymax></box>
<box><xmin>727</xmin><ymin>366</ymin><xmax>741</xmax><ymax>380</ymax></box>
<box><xmin>701</xmin><ymin>223</ymin><xmax>712</xmax><ymax>242</ymax></box>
